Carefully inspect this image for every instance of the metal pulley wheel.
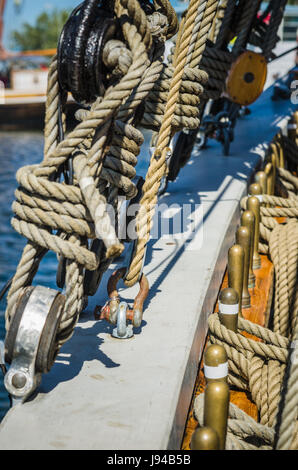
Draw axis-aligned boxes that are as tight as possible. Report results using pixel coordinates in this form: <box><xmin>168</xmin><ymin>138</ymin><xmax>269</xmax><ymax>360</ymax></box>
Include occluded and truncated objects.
<box><xmin>4</xmin><ymin>286</ymin><xmax>65</xmax><ymax>404</ymax></box>
<box><xmin>226</xmin><ymin>51</ymin><xmax>267</xmax><ymax>106</ymax></box>
<box><xmin>57</xmin><ymin>0</ymin><xmax>116</xmax><ymax>104</ymax></box>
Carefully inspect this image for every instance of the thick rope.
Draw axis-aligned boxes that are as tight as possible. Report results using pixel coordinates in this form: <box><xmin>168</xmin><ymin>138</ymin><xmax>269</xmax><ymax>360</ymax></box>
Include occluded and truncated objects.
<box><xmin>276</xmin><ymin>294</ymin><xmax>298</xmax><ymax>449</ymax></box>
<box><xmin>125</xmin><ymin>0</ymin><xmax>219</xmax><ymax>287</ymax></box>
<box><xmin>232</xmin><ymin>0</ymin><xmax>260</xmax><ymax>56</ymax></box>
<box><xmin>269</xmin><ymin>220</ymin><xmax>298</xmax><ymax>339</ymax></box>
<box><xmin>205</xmin><ymin>134</ymin><xmax>298</xmax><ymax>446</ymax></box>
<box><xmin>5</xmin><ymin>0</ymin><xmax>162</xmax><ymax>352</ymax></box>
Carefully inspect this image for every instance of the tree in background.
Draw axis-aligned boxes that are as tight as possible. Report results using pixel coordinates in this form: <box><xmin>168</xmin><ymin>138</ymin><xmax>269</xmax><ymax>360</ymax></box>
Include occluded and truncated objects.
<box><xmin>10</xmin><ymin>8</ymin><xmax>70</xmax><ymax>51</ymax></box>
<box><xmin>8</xmin><ymin>1</ymin><xmax>298</xmax><ymax>51</ymax></box>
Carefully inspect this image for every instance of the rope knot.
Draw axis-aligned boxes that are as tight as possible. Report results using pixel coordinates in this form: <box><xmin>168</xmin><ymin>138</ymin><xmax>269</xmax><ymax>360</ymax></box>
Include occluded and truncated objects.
<box><xmin>148</xmin><ymin>12</ymin><xmax>168</xmax><ymax>40</ymax></box>
<box><xmin>103</xmin><ymin>39</ymin><xmax>133</xmax><ymax>79</ymax></box>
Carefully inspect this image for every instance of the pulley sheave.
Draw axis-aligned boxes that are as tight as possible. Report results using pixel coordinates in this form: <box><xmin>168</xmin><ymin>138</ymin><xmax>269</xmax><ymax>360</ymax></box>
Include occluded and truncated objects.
<box><xmin>57</xmin><ymin>0</ymin><xmax>116</xmax><ymax>104</ymax></box>
<box><xmin>225</xmin><ymin>51</ymin><xmax>267</xmax><ymax>106</ymax></box>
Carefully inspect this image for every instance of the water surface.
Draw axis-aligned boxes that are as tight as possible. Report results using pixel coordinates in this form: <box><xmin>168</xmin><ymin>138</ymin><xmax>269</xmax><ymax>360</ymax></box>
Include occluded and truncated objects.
<box><xmin>0</xmin><ymin>126</ymin><xmax>153</xmax><ymax>421</ymax></box>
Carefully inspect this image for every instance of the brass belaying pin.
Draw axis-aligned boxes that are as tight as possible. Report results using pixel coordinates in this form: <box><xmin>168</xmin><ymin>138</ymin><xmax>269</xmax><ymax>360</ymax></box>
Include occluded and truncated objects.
<box><xmin>218</xmin><ymin>288</ymin><xmax>239</xmax><ymax>332</ymax></box>
<box><xmin>191</xmin><ymin>427</ymin><xmax>220</xmax><ymax>450</ymax></box>
<box><xmin>271</xmin><ymin>147</ymin><xmax>278</xmax><ymax>195</ymax></box>
<box><xmin>228</xmin><ymin>244</ymin><xmax>244</xmax><ymax>317</ymax></box>
<box><xmin>249</xmin><ymin>182</ymin><xmax>262</xmax><ymax>201</ymax></box>
<box><xmin>241</xmin><ymin>210</ymin><xmax>255</xmax><ymax>288</ymax></box>
<box><xmin>255</xmin><ymin>171</ymin><xmax>267</xmax><ymax>197</ymax></box>
<box><xmin>247</xmin><ymin>196</ymin><xmax>261</xmax><ymax>270</ymax></box>
<box><xmin>204</xmin><ymin>381</ymin><xmax>230</xmax><ymax>450</ymax></box>
<box><xmin>204</xmin><ymin>344</ymin><xmax>228</xmax><ymax>384</ymax></box>
<box><xmin>274</xmin><ymin>137</ymin><xmax>285</xmax><ymax>169</ymax></box>
<box><xmin>265</xmin><ymin>162</ymin><xmax>274</xmax><ymax>196</ymax></box>
<box><xmin>236</xmin><ymin>226</ymin><xmax>251</xmax><ymax>309</ymax></box>
<box><xmin>271</xmin><ymin>142</ymin><xmax>280</xmax><ymax>167</ymax></box>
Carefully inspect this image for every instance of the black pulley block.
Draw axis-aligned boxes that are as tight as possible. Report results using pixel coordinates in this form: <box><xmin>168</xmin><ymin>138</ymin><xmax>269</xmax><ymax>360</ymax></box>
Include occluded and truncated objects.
<box><xmin>57</xmin><ymin>0</ymin><xmax>116</xmax><ymax>104</ymax></box>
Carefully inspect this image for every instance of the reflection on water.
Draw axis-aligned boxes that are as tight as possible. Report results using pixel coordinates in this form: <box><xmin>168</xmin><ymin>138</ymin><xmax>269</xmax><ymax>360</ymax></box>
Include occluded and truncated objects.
<box><xmin>0</xmin><ymin>128</ymin><xmax>152</xmax><ymax>422</ymax></box>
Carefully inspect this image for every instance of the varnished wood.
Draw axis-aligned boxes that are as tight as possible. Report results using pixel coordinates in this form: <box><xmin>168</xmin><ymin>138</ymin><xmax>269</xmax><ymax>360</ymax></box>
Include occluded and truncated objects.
<box><xmin>226</xmin><ymin>51</ymin><xmax>267</xmax><ymax>106</ymax></box>
<box><xmin>181</xmin><ymin>255</ymin><xmax>273</xmax><ymax>450</ymax></box>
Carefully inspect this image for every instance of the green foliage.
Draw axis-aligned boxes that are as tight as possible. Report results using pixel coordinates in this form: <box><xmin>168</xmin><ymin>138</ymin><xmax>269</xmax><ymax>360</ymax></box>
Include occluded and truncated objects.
<box><xmin>10</xmin><ymin>9</ymin><xmax>70</xmax><ymax>51</ymax></box>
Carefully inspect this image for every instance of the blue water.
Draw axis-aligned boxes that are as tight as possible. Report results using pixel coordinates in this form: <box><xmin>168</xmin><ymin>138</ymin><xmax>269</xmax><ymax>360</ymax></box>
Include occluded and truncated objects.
<box><xmin>0</xmin><ymin>126</ymin><xmax>153</xmax><ymax>421</ymax></box>
<box><xmin>0</xmin><ymin>132</ymin><xmax>69</xmax><ymax>420</ymax></box>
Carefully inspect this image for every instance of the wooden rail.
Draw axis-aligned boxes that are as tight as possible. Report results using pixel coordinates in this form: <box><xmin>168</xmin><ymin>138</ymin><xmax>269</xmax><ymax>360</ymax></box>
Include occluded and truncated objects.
<box><xmin>181</xmin><ymin>254</ymin><xmax>274</xmax><ymax>450</ymax></box>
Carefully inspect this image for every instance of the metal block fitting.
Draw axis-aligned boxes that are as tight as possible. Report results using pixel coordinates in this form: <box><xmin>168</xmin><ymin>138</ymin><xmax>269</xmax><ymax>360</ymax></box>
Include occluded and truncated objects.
<box><xmin>111</xmin><ymin>302</ymin><xmax>134</xmax><ymax>340</ymax></box>
<box><xmin>4</xmin><ymin>285</ymin><xmax>65</xmax><ymax>405</ymax></box>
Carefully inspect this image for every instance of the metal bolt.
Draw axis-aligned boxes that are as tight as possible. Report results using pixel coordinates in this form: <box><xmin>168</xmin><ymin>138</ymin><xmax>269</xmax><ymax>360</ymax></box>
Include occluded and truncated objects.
<box><xmin>11</xmin><ymin>372</ymin><xmax>27</xmax><ymax>389</ymax></box>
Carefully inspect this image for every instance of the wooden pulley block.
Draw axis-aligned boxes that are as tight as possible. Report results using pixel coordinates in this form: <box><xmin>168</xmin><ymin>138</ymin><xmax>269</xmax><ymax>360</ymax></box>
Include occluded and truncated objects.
<box><xmin>225</xmin><ymin>51</ymin><xmax>267</xmax><ymax>106</ymax></box>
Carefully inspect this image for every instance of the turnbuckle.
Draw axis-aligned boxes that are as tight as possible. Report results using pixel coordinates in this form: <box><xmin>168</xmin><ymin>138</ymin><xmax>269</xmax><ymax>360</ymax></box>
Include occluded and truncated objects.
<box><xmin>95</xmin><ymin>267</ymin><xmax>149</xmax><ymax>338</ymax></box>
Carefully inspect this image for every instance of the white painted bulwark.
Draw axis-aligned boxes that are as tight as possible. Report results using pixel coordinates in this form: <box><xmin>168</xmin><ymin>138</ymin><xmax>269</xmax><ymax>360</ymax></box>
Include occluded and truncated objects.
<box><xmin>0</xmin><ymin>84</ymin><xmax>295</xmax><ymax>449</ymax></box>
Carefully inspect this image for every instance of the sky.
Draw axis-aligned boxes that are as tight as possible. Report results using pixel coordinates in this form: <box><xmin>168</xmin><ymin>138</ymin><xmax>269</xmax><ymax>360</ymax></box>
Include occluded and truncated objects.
<box><xmin>1</xmin><ymin>0</ymin><xmax>186</xmax><ymax>49</ymax></box>
<box><xmin>2</xmin><ymin>0</ymin><xmax>79</xmax><ymax>49</ymax></box>
<box><xmin>4</xmin><ymin>0</ymin><xmax>293</xmax><ymax>50</ymax></box>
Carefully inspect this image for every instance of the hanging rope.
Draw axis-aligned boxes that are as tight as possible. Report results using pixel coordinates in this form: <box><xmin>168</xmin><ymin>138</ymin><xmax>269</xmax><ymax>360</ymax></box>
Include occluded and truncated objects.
<box><xmin>124</xmin><ymin>0</ymin><xmax>219</xmax><ymax>287</ymax></box>
<box><xmin>195</xmin><ymin>127</ymin><xmax>298</xmax><ymax>449</ymax></box>
<box><xmin>5</xmin><ymin>0</ymin><xmax>176</xmax><ymax>355</ymax></box>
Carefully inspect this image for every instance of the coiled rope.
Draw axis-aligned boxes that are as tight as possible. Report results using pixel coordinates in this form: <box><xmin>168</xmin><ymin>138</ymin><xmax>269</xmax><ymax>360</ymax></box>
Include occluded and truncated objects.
<box><xmin>6</xmin><ymin>0</ymin><xmax>221</xmax><ymax>360</ymax></box>
<box><xmin>193</xmin><ymin>128</ymin><xmax>298</xmax><ymax>449</ymax></box>
<box><xmin>5</xmin><ymin>0</ymin><xmax>176</xmax><ymax>355</ymax></box>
